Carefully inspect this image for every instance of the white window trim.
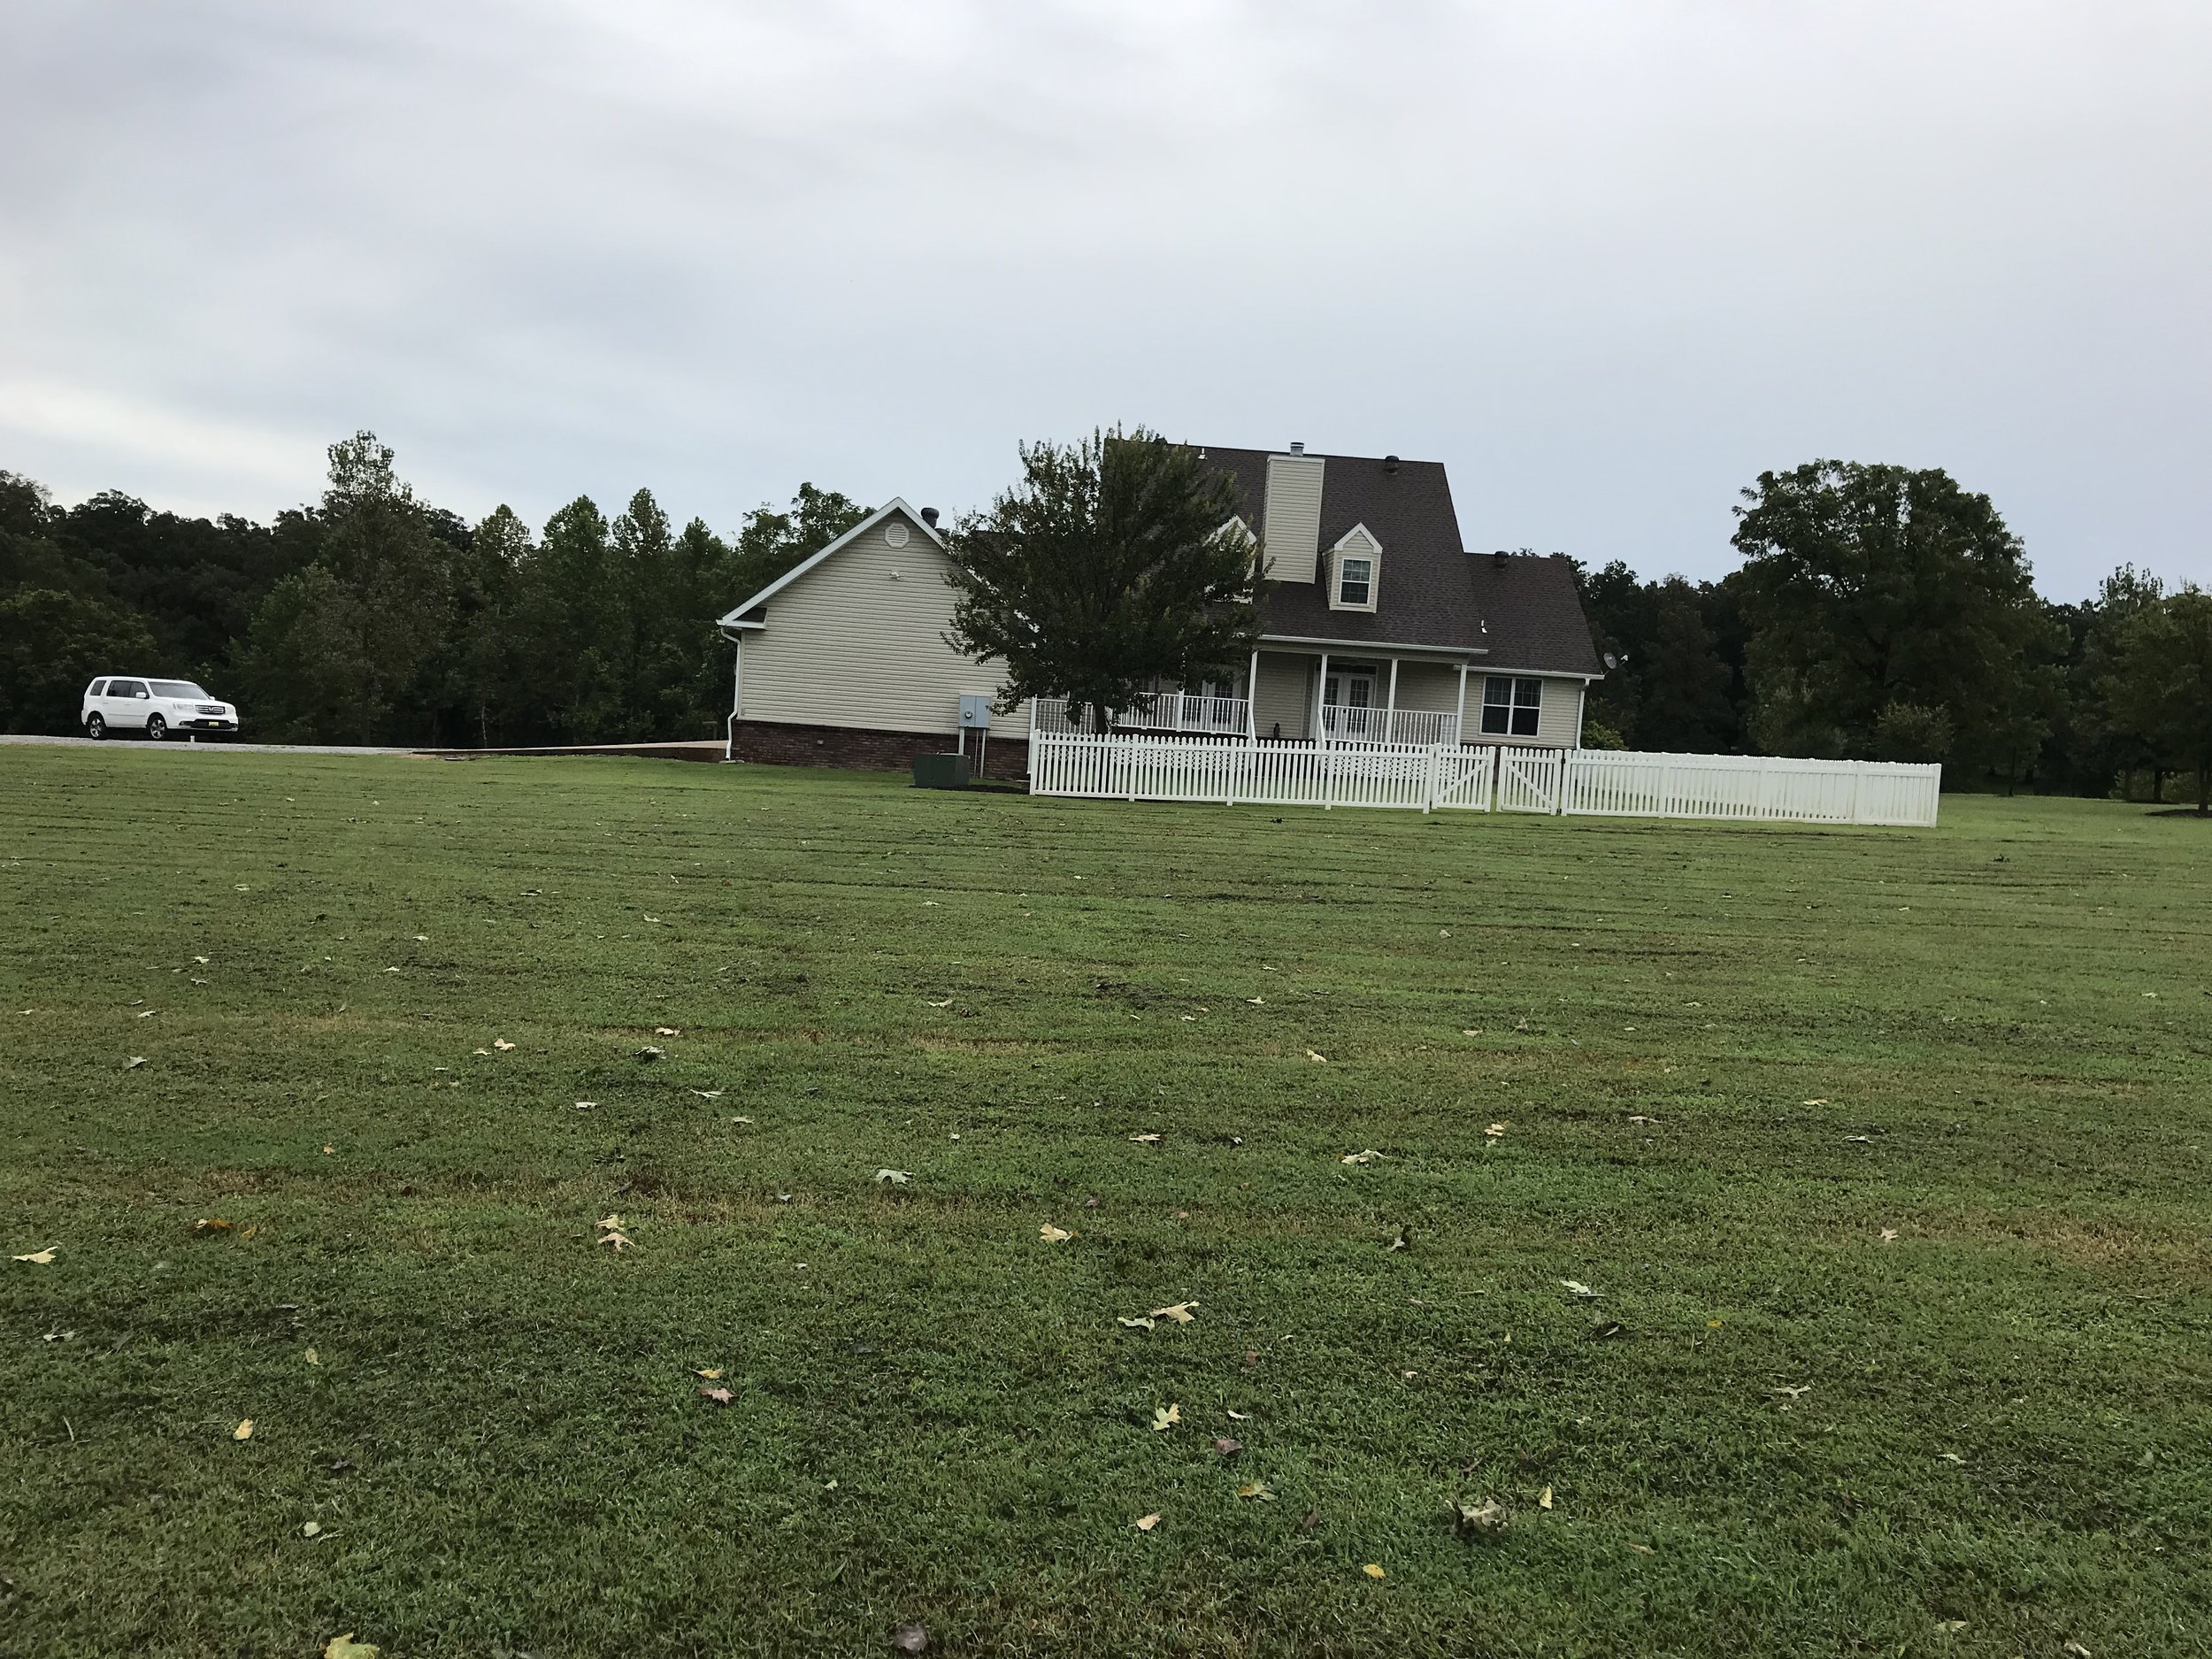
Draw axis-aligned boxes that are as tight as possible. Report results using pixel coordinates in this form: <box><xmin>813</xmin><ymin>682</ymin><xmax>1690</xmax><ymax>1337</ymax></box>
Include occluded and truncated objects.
<box><xmin>1478</xmin><ymin>673</ymin><xmax>1546</xmax><ymax>739</ymax></box>
<box><xmin>1326</xmin><ymin>525</ymin><xmax>1381</xmax><ymax>613</ymax></box>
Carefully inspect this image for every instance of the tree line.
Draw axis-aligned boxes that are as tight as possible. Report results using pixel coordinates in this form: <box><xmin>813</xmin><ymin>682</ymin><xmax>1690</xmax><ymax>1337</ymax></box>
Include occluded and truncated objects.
<box><xmin>2</xmin><ymin>435</ymin><xmax>2206</xmax><ymax>806</ymax></box>
<box><xmin>0</xmin><ymin>433</ymin><xmax>864</xmax><ymax>748</ymax></box>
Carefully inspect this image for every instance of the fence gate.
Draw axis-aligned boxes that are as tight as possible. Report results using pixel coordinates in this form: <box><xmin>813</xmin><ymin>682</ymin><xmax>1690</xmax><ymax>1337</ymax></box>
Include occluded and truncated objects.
<box><xmin>1495</xmin><ymin>746</ymin><xmax>1563</xmax><ymax>813</ymax></box>
<box><xmin>1430</xmin><ymin>744</ymin><xmax>1497</xmax><ymax>810</ymax></box>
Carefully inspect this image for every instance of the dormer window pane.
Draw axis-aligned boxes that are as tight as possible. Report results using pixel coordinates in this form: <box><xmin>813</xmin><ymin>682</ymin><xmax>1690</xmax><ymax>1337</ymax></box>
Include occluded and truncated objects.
<box><xmin>1338</xmin><ymin>557</ymin><xmax>1373</xmax><ymax>607</ymax></box>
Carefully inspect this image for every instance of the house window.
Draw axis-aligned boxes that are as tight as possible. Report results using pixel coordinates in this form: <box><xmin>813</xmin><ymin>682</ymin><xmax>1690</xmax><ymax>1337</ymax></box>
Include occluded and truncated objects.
<box><xmin>1337</xmin><ymin>556</ymin><xmax>1373</xmax><ymax>607</ymax></box>
<box><xmin>1479</xmin><ymin>676</ymin><xmax>1543</xmax><ymax>737</ymax></box>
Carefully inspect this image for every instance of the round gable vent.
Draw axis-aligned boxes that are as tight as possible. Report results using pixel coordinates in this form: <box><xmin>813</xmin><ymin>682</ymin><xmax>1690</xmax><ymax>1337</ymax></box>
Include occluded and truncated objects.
<box><xmin>884</xmin><ymin>521</ymin><xmax>910</xmax><ymax>549</ymax></box>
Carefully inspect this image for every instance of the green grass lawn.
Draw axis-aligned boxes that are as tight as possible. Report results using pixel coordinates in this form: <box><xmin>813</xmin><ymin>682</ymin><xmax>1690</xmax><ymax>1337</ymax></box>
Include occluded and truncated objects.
<box><xmin>3</xmin><ymin>748</ymin><xmax>2208</xmax><ymax>1658</ymax></box>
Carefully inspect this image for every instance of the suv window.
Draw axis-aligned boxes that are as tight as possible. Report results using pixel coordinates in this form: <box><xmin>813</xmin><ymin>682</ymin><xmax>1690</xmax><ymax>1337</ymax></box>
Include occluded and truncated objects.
<box><xmin>89</xmin><ymin>680</ymin><xmax>111</xmax><ymax>696</ymax></box>
<box><xmin>150</xmin><ymin>681</ymin><xmax>208</xmax><ymax>699</ymax></box>
<box><xmin>113</xmin><ymin>680</ymin><xmax>149</xmax><ymax>698</ymax></box>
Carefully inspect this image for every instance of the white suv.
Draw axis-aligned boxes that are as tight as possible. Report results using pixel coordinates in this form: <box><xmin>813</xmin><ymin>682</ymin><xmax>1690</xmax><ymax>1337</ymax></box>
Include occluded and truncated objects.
<box><xmin>81</xmin><ymin>677</ymin><xmax>241</xmax><ymax>741</ymax></box>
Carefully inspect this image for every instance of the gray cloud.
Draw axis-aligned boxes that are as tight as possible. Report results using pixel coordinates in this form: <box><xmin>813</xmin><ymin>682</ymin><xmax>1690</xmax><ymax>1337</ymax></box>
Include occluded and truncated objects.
<box><xmin>3</xmin><ymin>0</ymin><xmax>2207</xmax><ymax>596</ymax></box>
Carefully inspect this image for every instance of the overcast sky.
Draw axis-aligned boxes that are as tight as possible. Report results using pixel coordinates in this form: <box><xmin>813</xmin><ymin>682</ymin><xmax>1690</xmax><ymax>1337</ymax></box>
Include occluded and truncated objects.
<box><xmin>4</xmin><ymin>1</ymin><xmax>2206</xmax><ymax>599</ymax></box>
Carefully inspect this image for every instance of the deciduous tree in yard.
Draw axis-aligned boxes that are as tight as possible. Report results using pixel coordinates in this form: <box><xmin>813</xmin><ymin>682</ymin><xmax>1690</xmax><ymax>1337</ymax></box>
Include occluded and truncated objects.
<box><xmin>1732</xmin><ymin>461</ymin><xmax>2062</xmax><ymax>774</ymax></box>
<box><xmin>943</xmin><ymin>429</ymin><xmax>1261</xmax><ymax>731</ymax></box>
<box><xmin>2100</xmin><ymin>588</ymin><xmax>2212</xmax><ymax>814</ymax></box>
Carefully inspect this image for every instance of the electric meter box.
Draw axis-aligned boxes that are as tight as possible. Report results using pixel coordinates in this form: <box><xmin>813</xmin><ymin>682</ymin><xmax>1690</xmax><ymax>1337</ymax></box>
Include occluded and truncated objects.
<box><xmin>957</xmin><ymin>695</ymin><xmax>994</xmax><ymax>729</ymax></box>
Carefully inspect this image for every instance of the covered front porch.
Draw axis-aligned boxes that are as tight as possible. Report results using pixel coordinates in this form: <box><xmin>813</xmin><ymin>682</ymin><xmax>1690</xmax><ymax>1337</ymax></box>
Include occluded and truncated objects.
<box><xmin>1031</xmin><ymin>646</ymin><xmax>1484</xmax><ymax>747</ymax></box>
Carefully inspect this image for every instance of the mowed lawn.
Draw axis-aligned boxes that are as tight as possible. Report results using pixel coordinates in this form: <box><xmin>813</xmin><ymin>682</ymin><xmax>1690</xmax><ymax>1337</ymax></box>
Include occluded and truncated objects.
<box><xmin>3</xmin><ymin>749</ymin><xmax>2208</xmax><ymax>1659</ymax></box>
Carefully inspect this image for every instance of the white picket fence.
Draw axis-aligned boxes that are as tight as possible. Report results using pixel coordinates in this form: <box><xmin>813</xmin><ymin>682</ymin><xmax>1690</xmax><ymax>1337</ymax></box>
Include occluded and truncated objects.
<box><xmin>1027</xmin><ymin>733</ymin><xmax>1940</xmax><ymax>826</ymax></box>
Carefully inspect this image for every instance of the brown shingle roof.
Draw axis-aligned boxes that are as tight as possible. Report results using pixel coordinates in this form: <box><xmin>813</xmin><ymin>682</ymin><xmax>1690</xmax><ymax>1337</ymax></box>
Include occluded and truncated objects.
<box><xmin>1190</xmin><ymin>444</ymin><xmax>1601</xmax><ymax>676</ymax></box>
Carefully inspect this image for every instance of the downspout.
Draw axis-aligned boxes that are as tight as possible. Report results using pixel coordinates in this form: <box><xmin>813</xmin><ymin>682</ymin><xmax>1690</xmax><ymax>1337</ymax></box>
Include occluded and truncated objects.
<box><xmin>719</xmin><ymin>626</ymin><xmax>744</xmax><ymax>763</ymax></box>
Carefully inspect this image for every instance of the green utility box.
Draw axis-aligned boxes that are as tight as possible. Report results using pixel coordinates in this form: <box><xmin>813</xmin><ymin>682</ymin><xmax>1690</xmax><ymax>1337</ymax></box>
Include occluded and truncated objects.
<box><xmin>912</xmin><ymin>752</ymin><xmax>972</xmax><ymax>789</ymax></box>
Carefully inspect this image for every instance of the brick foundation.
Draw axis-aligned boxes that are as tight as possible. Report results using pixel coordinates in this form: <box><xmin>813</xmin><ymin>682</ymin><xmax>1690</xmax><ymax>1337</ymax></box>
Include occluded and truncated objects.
<box><xmin>729</xmin><ymin>719</ymin><xmax>1030</xmax><ymax>781</ymax></box>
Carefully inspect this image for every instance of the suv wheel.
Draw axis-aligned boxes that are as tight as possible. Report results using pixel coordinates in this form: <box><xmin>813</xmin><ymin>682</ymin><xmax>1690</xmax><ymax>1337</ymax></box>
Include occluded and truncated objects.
<box><xmin>144</xmin><ymin>713</ymin><xmax>166</xmax><ymax>741</ymax></box>
<box><xmin>86</xmin><ymin>712</ymin><xmax>106</xmax><ymax>740</ymax></box>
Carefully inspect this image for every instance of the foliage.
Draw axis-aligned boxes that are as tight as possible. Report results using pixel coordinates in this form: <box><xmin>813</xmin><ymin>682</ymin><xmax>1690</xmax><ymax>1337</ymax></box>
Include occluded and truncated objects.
<box><xmin>0</xmin><ymin>587</ymin><xmax>157</xmax><ymax>733</ymax></box>
<box><xmin>2097</xmin><ymin>587</ymin><xmax>2212</xmax><ymax>813</ymax></box>
<box><xmin>1731</xmin><ymin>462</ymin><xmax>2062</xmax><ymax>773</ymax></box>
<box><xmin>727</xmin><ymin>482</ymin><xmax>871</xmax><ymax>605</ymax></box>
<box><xmin>945</xmin><ymin>430</ymin><xmax>1261</xmax><ymax>728</ymax></box>
<box><xmin>4</xmin><ymin>750</ymin><xmax>2209</xmax><ymax>1656</ymax></box>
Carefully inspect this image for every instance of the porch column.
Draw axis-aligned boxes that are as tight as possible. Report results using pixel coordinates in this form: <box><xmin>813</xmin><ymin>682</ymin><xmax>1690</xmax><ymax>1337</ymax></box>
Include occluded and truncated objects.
<box><xmin>1314</xmin><ymin>651</ymin><xmax>1329</xmax><ymax>745</ymax></box>
<box><xmin>1247</xmin><ymin>649</ymin><xmax>1260</xmax><ymax>741</ymax></box>
<box><xmin>1454</xmin><ymin>662</ymin><xmax>1470</xmax><ymax>747</ymax></box>
<box><xmin>1386</xmin><ymin>657</ymin><xmax>1400</xmax><ymax>743</ymax></box>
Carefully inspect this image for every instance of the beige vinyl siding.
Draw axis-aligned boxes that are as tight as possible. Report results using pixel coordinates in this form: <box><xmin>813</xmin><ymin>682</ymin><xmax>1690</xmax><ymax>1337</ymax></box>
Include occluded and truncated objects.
<box><xmin>1388</xmin><ymin>661</ymin><xmax>1460</xmax><ymax>714</ymax></box>
<box><xmin>1469</xmin><ymin>672</ymin><xmax>1587</xmax><ymax>749</ymax></box>
<box><xmin>1252</xmin><ymin>651</ymin><xmax>1313</xmax><ymax>739</ymax></box>
<box><xmin>1262</xmin><ymin>454</ymin><xmax>1325</xmax><ymax>584</ymax></box>
<box><xmin>1540</xmin><ymin>678</ymin><xmax>1586</xmax><ymax>749</ymax></box>
<box><xmin>738</xmin><ymin>515</ymin><xmax>1025</xmax><ymax>737</ymax></box>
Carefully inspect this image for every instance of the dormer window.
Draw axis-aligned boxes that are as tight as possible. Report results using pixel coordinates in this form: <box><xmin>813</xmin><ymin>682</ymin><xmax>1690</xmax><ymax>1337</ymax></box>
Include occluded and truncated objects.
<box><xmin>1327</xmin><ymin>525</ymin><xmax>1381</xmax><ymax>612</ymax></box>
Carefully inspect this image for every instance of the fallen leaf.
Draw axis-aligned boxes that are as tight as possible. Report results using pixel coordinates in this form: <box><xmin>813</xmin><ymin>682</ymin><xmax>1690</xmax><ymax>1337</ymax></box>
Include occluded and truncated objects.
<box><xmin>12</xmin><ymin>1248</ymin><xmax>57</xmax><ymax>1264</ymax></box>
<box><xmin>2062</xmin><ymin>1643</ymin><xmax>2093</xmax><ymax>1657</ymax></box>
<box><xmin>1081</xmin><ymin>1194</ymin><xmax>1100</xmax><ymax>1210</ymax></box>
<box><xmin>322</xmin><ymin>1144</ymin><xmax>334</xmax><ymax>1156</ymax></box>
<box><xmin>1149</xmin><ymin>1302</ymin><xmax>1197</xmax><ymax>1324</ymax></box>
<box><xmin>637</xmin><ymin>1046</ymin><xmax>664</xmax><ymax>1060</ymax></box>
<box><xmin>1939</xmin><ymin>1450</ymin><xmax>1966</xmax><ymax>1464</ymax></box>
<box><xmin>1306</xmin><ymin>1050</ymin><xmax>1328</xmax><ymax>1063</ymax></box>
<box><xmin>1485</xmin><ymin>1122</ymin><xmax>1508</xmax><ymax>1138</ymax></box>
<box><xmin>193</xmin><ymin>955</ymin><xmax>210</xmax><ymax>964</ymax></box>
<box><xmin>1340</xmin><ymin>1148</ymin><xmax>1382</xmax><ymax>1165</ymax></box>
<box><xmin>137</xmin><ymin>1008</ymin><xmax>157</xmax><ymax>1018</ymax></box>
<box><xmin>691</xmin><ymin>1088</ymin><xmax>724</xmax><ymax>1098</ymax></box>
<box><xmin>1363</xmin><ymin>1563</ymin><xmax>1386</xmax><ymax>1579</ymax></box>
<box><xmin>1133</xmin><ymin>1512</ymin><xmax>1162</xmax><ymax>1532</ymax></box>
<box><xmin>1935</xmin><ymin>1619</ymin><xmax>1967</xmax><ymax>1632</ymax></box>
<box><xmin>1129</xmin><ymin>1133</ymin><xmax>1162</xmax><ymax>1145</ymax></box>
<box><xmin>1118</xmin><ymin>1316</ymin><xmax>1156</xmax><ymax>1330</ymax></box>
<box><xmin>1237</xmin><ymin>1479</ymin><xmax>1276</xmax><ymax>1501</ymax></box>
<box><xmin>1247</xmin><ymin>996</ymin><xmax>1265</xmax><ymax>1004</ymax></box>
<box><xmin>655</xmin><ymin>1026</ymin><xmax>681</xmax><ymax>1036</ymax></box>
<box><xmin>698</xmin><ymin>1386</ymin><xmax>733</xmax><ymax>1406</ymax></box>
<box><xmin>1539</xmin><ymin>1486</ymin><xmax>1555</xmax><ymax>1509</ymax></box>
<box><xmin>874</xmin><ymin>1169</ymin><xmax>912</xmax><ymax>1186</ymax></box>
<box><xmin>234</xmin><ymin>1418</ymin><xmax>254</xmax><ymax>1440</ymax></box>
<box><xmin>1039</xmin><ymin>1224</ymin><xmax>1074</xmax><ymax>1243</ymax></box>
<box><xmin>1299</xmin><ymin>1506</ymin><xmax>1319</xmax><ymax>1532</ymax></box>
<box><xmin>1385</xmin><ymin>1225</ymin><xmax>1409</xmax><ymax>1253</ymax></box>
<box><xmin>1771</xmin><ymin>1384</ymin><xmax>1812</xmax><ymax>1401</ymax></box>
<box><xmin>891</xmin><ymin>1624</ymin><xmax>928</xmax><ymax>1655</ymax></box>
<box><xmin>1628</xmin><ymin>1114</ymin><xmax>1657</xmax><ymax>1125</ymax></box>
<box><xmin>695</xmin><ymin>1367</ymin><xmax>723</xmax><ymax>1379</ymax></box>
<box><xmin>573</xmin><ymin>1101</ymin><xmax>597</xmax><ymax>1111</ymax></box>
<box><xmin>1562</xmin><ymin>1279</ymin><xmax>1600</xmax><ymax>1299</ymax></box>
<box><xmin>597</xmin><ymin>1213</ymin><xmax>626</xmax><ymax>1232</ymax></box>
<box><xmin>1452</xmin><ymin>1497</ymin><xmax>1509</xmax><ymax>1539</ymax></box>
<box><xmin>473</xmin><ymin>1048</ymin><xmax>489</xmax><ymax>1056</ymax></box>
<box><xmin>302</xmin><ymin>1519</ymin><xmax>324</xmax><ymax>1537</ymax></box>
<box><xmin>1226</xmin><ymin>1409</ymin><xmax>1250</xmax><ymax>1421</ymax></box>
<box><xmin>195</xmin><ymin>1218</ymin><xmax>234</xmax><ymax>1233</ymax></box>
<box><xmin>1461</xmin><ymin>1027</ymin><xmax>1482</xmax><ymax>1036</ymax></box>
<box><xmin>1214</xmin><ymin>1437</ymin><xmax>1243</xmax><ymax>1455</ymax></box>
<box><xmin>1151</xmin><ymin>1404</ymin><xmax>1181</xmax><ymax>1432</ymax></box>
<box><xmin>126</xmin><ymin>1056</ymin><xmax>146</xmax><ymax>1069</ymax></box>
<box><xmin>926</xmin><ymin>998</ymin><xmax>953</xmax><ymax>1008</ymax></box>
<box><xmin>1802</xmin><ymin>1098</ymin><xmax>1829</xmax><ymax>1106</ymax></box>
<box><xmin>493</xmin><ymin>1039</ymin><xmax>515</xmax><ymax>1051</ymax></box>
<box><xmin>1626</xmin><ymin>1541</ymin><xmax>1652</xmax><ymax>1555</ymax></box>
<box><xmin>1845</xmin><ymin>1133</ymin><xmax>1873</xmax><ymax>1144</ymax></box>
<box><xmin>305</xmin><ymin>1347</ymin><xmax>319</xmax><ymax>1365</ymax></box>
<box><xmin>324</xmin><ymin>1635</ymin><xmax>380</xmax><ymax>1659</ymax></box>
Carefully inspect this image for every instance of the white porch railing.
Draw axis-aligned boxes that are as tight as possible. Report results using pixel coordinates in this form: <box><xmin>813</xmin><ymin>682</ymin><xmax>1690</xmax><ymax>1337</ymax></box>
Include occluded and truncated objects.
<box><xmin>1032</xmin><ymin>693</ymin><xmax>1251</xmax><ymax>737</ymax></box>
<box><xmin>1027</xmin><ymin>733</ymin><xmax>1941</xmax><ymax>826</ymax></box>
<box><xmin>1320</xmin><ymin>703</ymin><xmax>1460</xmax><ymax>747</ymax></box>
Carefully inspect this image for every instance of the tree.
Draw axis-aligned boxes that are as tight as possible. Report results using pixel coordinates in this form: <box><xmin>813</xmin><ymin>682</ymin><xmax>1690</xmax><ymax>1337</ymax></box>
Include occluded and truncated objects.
<box><xmin>2100</xmin><ymin>588</ymin><xmax>2212</xmax><ymax>814</ymax></box>
<box><xmin>1636</xmin><ymin>580</ymin><xmax>1736</xmax><ymax>751</ymax></box>
<box><xmin>944</xmin><ymin>430</ymin><xmax>1260</xmax><ymax>728</ymax></box>
<box><xmin>1732</xmin><ymin>461</ymin><xmax>2062</xmax><ymax>775</ymax></box>
<box><xmin>0</xmin><ymin>588</ymin><xmax>157</xmax><ymax>733</ymax></box>
<box><xmin>728</xmin><ymin>483</ymin><xmax>870</xmax><ymax>603</ymax></box>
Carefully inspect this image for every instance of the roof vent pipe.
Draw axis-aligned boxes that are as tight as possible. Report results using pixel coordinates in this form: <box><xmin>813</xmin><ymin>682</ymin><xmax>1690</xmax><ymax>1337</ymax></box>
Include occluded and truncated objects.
<box><xmin>1288</xmin><ymin>442</ymin><xmax>1304</xmax><ymax>454</ymax></box>
<box><xmin>1493</xmin><ymin>549</ymin><xmax>1509</xmax><ymax>568</ymax></box>
<box><xmin>1383</xmin><ymin>455</ymin><xmax>1400</xmax><ymax>473</ymax></box>
<box><xmin>920</xmin><ymin>507</ymin><xmax>940</xmax><ymax>528</ymax></box>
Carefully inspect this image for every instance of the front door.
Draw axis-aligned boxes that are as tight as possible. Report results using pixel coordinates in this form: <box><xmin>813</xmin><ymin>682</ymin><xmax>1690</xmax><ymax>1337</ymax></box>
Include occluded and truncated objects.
<box><xmin>107</xmin><ymin>680</ymin><xmax>150</xmax><ymax>730</ymax></box>
<box><xmin>1324</xmin><ymin>667</ymin><xmax>1378</xmax><ymax>740</ymax></box>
